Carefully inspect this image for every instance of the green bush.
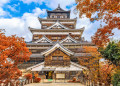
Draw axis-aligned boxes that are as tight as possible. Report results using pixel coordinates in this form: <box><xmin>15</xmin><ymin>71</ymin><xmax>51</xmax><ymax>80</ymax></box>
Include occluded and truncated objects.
<box><xmin>112</xmin><ymin>70</ymin><xmax>120</xmax><ymax>86</ymax></box>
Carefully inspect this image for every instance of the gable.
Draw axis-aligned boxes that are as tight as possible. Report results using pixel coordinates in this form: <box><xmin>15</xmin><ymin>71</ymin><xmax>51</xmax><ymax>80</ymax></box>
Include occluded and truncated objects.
<box><xmin>60</xmin><ymin>35</ymin><xmax>77</xmax><ymax>43</ymax></box>
<box><xmin>41</xmin><ymin>43</ymin><xmax>74</xmax><ymax>56</ymax></box>
<box><xmin>34</xmin><ymin>35</ymin><xmax>52</xmax><ymax>43</ymax></box>
<box><xmin>45</xmin><ymin>21</ymin><xmax>70</xmax><ymax>29</ymax></box>
<box><xmin>45</xmin><ymin>49</ymin><xmax>70</xmax><ymax>60</ymax></box>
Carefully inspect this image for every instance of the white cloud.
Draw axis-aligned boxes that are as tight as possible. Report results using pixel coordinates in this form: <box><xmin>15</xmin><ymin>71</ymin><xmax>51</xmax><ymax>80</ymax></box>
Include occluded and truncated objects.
<box><xmin>21</xmin><ymin>0</ymin><xmax>45</xmax><ymax>5</ymax></box>
<box><xmin>0</xmin><ymin>7</ymin><xmax>10</xmax><ymax>17</ymax></box>
<box><xmin>111</xmin><ymin>28</ymin><xmax>120</xmax><ymax>41</ymax></box>
<box><xmin>0</xmin><ymin>8</ymin><xmax>46</xmax><ymax>41</ymax></box>
<box><xmin>44</xmin><ymin>0</ymin><xmax>75</xmax><ymax>10</ymax></box>
<box><xmin>7</xmin><ymin>5</ymin><xmax>18</xmax><ymax>12</ymax></box>
<box><xmin>21</xmin><ymin>0</ymin><xmax>75</xmax><ymax>10</ymax></box>
<box><xmin>0</xmin><ymin>0</ymin><xmax>119</xmax><ymax>42</ymax></box>
<box><xmin>0</xmin><ymin>0</ymin><xmax>10</xmax><ymax>6</ymax></box>
<box><xmin>0</xmin><ymin>0</ymin><xmax>11</xmax><ymax>17</ymax></box>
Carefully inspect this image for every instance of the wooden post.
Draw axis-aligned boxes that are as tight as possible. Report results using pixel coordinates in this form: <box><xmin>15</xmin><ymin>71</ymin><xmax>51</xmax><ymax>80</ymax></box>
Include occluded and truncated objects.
<box><xmin>110</xmin><ymin>84</ymin><xmax>113</xmax><ymax>86</ymax></box>
<box><xmin>27</xmin><ymin>80</ymin><xmax>29</xmax><ymax>84</ymax></box>
<box><xmin>97</xmin><ymin>82</ymin><xmax>99</xmax><ymax>86</ymax></box>
<box><xmin>14</xmin><ymin>81</ymin><xmax>16</xmax><ymax>86</ymax></box>
<box><xmin>102</xmin><ymin>83</ymin><xmax>105</xmax><ymax>86</ymax></box>
<box><xmin>8</xmin><ymin>83</ymin><xmax>10</xmax><ymax>86</ymax></box>
<box><xmin>1</xmin><ymin>83</ymin><xmax>4</xmax><ymax>86</ymax></box>
<box><xmin>32</xmin><ymin>79</ymin><xmax>33</xmax><ymax>83</ymax></box>
<box><xmin>25</xmin><ymin>80</ymin><xmax>27</xmax><ymax>84</ymax></box>
<box><xmin>91</xmin><ymin>81</ymin><xmax>94</xmax><ymax>86</ymax></box>
<box><xmin>86</xmin><ymin>80</ymin><xmax>88</xmax><ymax>86</ymax></box>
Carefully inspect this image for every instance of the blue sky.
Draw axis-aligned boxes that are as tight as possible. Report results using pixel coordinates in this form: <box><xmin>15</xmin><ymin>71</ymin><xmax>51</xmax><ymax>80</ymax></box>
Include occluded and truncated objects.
<box><xmin>0</xmin><ymin>0</ymin><xmax>120</xmax><ymax>42</ymax></box>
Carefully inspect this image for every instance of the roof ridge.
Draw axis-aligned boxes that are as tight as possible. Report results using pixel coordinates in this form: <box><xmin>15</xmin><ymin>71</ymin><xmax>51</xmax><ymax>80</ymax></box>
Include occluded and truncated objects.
<box><xmin>34</xmin><ymin>35</ymin><xmax>53</xmax><ymax>43</ymax></box>
<box><xmin>41</xmin><ymin>42</ymin><xmax>74</xmax><ymax>56</ymax></box>
<box><xmin>60</xmin><ymin>34</ymin><xmax>78</xmax><ymax>43</ymax></box>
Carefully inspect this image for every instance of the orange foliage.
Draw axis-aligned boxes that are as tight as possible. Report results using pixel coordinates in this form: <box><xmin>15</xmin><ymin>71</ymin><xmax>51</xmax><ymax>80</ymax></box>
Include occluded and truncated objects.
<box><xmin>34</xmin><ymin>78</ymin><xmax>41</xmax><ymax>83</ymax></box>
<box><xmin>34</xmin><ymin>73</ymin><xmax>39</xmax><ymax>78</ymax></box>
<box><xmin>78</xmin><ymin>46</ymin><xmax>101</xmax><ymax>82</ymax></box>
<box><xmin>99</xmin><ymin>61</ymin><xmax>115</xmax><ymax>85</ymax></box>
<box><xmin>79</xmin><ymin>46</ymin><xmax>116</xmax><ymax>85</ymax></box>
<box><xmin>0</xmin><ymin>31</ymin><xmax>31</xmax><ymax>84</ymax></box>
<box><xmin>24</xmin><ymin>74</ymin><xmax>32</xmax><ymax>80</ymax></box>
<box><xmin>76</xmin><ymin>0</ymin><xmax>120</xmax><ymax>47</ymax></box>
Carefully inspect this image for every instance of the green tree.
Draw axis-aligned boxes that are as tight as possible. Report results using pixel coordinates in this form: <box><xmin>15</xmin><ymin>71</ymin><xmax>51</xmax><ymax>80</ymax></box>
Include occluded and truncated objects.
<box><xmin>112</xmin><ymin>70</ymin><xmax>120</xmax><ymax>86</ymax></box>
<box><xmin>100</xmin><ymin>41</ymin><xmax>120</xmax><ymax>66</ymax></box>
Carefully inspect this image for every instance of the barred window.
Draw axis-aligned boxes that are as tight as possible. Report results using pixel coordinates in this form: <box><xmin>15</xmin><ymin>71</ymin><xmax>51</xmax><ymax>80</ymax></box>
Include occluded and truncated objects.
<box><xmin>52</xmin><ymin>56</ymin><xmax>63</xmax><ymax>61</ymax></box>
<box><xmin>52</xmin><ymin>56</ymin><xmax>57</xmax><ymax>60</ymax></box>
<box><xmin>58</xmin><ymin>56</ymin><xmax>63</xmax><ymax>60</ymax></box>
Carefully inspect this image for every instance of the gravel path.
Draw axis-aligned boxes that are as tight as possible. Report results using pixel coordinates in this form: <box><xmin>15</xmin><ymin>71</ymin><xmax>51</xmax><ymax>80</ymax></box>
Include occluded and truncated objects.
<box><xmin>24</xmin><ymin>83</ymin><xmax>85</xmax><ymax>86</ymax></box>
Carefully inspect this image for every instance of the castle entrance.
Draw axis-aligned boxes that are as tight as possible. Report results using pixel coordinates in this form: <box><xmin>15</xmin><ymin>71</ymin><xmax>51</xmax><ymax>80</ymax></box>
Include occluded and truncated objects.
<box><xmin>44</xmin><ymin>71</ymin><xmax>54</xmax><ymax>79</ymax></box>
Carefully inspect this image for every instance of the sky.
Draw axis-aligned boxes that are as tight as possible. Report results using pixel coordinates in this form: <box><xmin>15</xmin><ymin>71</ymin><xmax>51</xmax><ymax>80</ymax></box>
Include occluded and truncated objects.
<box><xmin>0</xmin><ymin>0</ymin><xmax>120</xmax><ymax>42</ymax></box>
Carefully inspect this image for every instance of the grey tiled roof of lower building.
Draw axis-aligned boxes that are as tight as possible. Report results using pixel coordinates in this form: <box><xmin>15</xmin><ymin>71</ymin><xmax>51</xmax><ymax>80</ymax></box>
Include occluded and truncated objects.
<box><xmin>30</xmin><ymin>53</ymin><xmax>91</xmax><ymax>58</ymax></box>
<box><xmin>27</xmin><ymin>42</ymin><xmax>95</xmax><ymax>45</ymax></box>
<box><xmin>30</xmin><ymin>54</ymin><xmax>44</xmax><ymax>58</ymax></box>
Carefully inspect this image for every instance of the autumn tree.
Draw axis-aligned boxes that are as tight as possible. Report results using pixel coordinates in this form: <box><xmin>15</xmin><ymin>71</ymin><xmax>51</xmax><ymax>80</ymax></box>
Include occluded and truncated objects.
<box><xmin>75</xmin><ymin>0</ymin><xmax>120</xmax><ymax>47</ymax></box>
<box><xmin>0</xmin><ymin>31</ymin><xmax>31</xmax><ymax>85</ymax></box>
<box><xmin>99</xmin><ymin>61</ymin><xmax>115</xmax><ymax>86</ymax></box>
<box><xmin>78</xmin><ymin>46</ymin><xmax>102</xmax><ymax>85</ymax></box>
<box><xmin>78</xmin><ymin>46</ymin><xmax>116</xmax><ymax>85</ymax></box>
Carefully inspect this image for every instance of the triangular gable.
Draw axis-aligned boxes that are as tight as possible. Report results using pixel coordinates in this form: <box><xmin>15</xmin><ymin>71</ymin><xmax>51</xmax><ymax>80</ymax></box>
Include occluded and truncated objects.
<box><xmin>34</xmin><ymin>35</ymin><xmax>52</xmax><ymax>43</ymax></box>
<box><xmin>45</xmin><ymin>21</ymin><xmax>70</xmax><ymax>29</ymax></box>
<box><xmin>60</xmin><ymin>35</ymin><xmax>78</xmax><ymax>43</ymax></box>
<box><xmin>41</xmin><ymin>43</ymin><xmax>74</xmax><ymax>56</ymax></box>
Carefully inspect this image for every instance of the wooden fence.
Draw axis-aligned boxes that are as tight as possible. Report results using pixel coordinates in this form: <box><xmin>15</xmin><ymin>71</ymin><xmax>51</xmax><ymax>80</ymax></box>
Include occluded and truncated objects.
<box><xmin>0</xmin><ymin>79</ymin><xmax>34</xmax><ymax>86</ymax></box>
<box><xmin>83</xmin><ymin>79</ymin><xmax>113</xmax><ymax>86</ymax></box>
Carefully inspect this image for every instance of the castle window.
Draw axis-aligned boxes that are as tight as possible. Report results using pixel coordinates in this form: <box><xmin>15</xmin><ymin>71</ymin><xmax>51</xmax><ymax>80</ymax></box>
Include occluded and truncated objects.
<box><xmin>52</xmin><ymin>56</ymin><xmax>57</xmax><ymax>60</ymax></box>
<box><xmin>52</xmin><ymin>56</ymin><xmax>63</xmax><ymax>61</ymax></box>
<box><xmin>75</xmin><ymin>37</ymin><xmax>79</xmax><ymax>39</ymax></box>
<box><xmin>52</xmin><ymin>37</ymin><xmax>61</xmax><ymax>40</ymax></box>
<box><xmin>66</xmin><ymin>39</ymin><xmax>72</xmax><ymax>42</ymax></box>
<box><xmin>57</xmin><ymin>16</ymin><xmax>60</xmax><ymax>18</ymax></box>
<box><xmin>32</xmin><ymin>50</ymin><xmax>37</xmax><ymax>53</ymax></box>
<box><xmin>70</xmin><ymin>25</ymin><xmax>73</xmax><ymax>28</ymax></box>
<box><xmin>43</xmin><ymin>25</ymin><xmax>47</xmax><ymax>28</ymax></box>
<box><xmin>34</xmin><ymin>37</ymin><xmax>39</xmax><ymax>39</ymax></box>
<box><xmin>52</xmin><ymin>37</ymin><xmax>57</xmax><ymax>40</ymax></box>
<box><xmin>61</xmin><ymin>16</ymin><xmax>63</xmax><ymax>18</ymax></box>
<box><xmin>70</xmin><ymin>71</ymin><xmax>76</xmax><ymax>75</ymax></box>
<box><xmin>40</xmin><ymin>39</ymin><xmax>47</xmax><ymax>43</ymax></box>
<box><xmin>58</xmin><ymin>56</ymin><xmax>63</xmax><ymax>60</ymax></box>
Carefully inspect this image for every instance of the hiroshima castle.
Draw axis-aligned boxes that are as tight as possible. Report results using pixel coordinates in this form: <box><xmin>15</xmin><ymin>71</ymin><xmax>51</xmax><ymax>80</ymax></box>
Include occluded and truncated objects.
<box><xmin>19</xmin><ymin>4</ymin><xmax>95</xmax><ymax>80</ymax></box>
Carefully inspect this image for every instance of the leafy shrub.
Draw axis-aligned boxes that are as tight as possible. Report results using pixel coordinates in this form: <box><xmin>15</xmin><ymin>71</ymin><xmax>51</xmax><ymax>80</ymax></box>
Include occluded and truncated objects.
<box><xmin>34</xmin><ymin>77</ymin><xmax>41</xmax><ymax>83</ymax></box>
<box><xmin>24</xmin><ymin>74</ymin><xmax>32</xmax><ymax>80</ymax></box>
<box><xmin>112</xmin><ymin>70</ymin><xmax>120</xmax><ymax>86</ymax></box>
<box><xmin>73</xmin><ymin>77</ymin><xmax>76</xmax><ymax>82</ymax></box>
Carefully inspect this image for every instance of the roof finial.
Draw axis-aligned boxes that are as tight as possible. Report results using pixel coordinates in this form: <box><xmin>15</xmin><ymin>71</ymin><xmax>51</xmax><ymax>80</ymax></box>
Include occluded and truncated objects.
<box><xmin>58</xmin><ymin>4</ymin><xmax>60</xmax><ymax>8</ymax></box>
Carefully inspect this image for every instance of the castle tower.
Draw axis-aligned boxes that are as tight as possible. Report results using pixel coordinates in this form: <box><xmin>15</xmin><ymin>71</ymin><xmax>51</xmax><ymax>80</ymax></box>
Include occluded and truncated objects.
<box><xmin>19</xmin><ymin>5</ymin><xmax>95</xmax><ymax>79</ymax></box>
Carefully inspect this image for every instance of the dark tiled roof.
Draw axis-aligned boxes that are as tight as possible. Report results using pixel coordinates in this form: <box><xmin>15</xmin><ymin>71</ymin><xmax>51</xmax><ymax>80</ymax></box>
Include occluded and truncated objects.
<box><xmin>30</xmin><ymin>54</ymin><xmax>44</xmax><ymax>58</ymax></box>
<box><xmin>30</xmin><ymin>53</ymin><xmax>91</xmax><ymax>58</ymax></box>
<box><xmin>27</xmin><ymin>42</ymin><xmax>95</xmax><ymax>45</ymax></box>
<box><xmin>74</xmin><ymin>53</ymin><xmax>92</xmax><ymax>57</ymax></box>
